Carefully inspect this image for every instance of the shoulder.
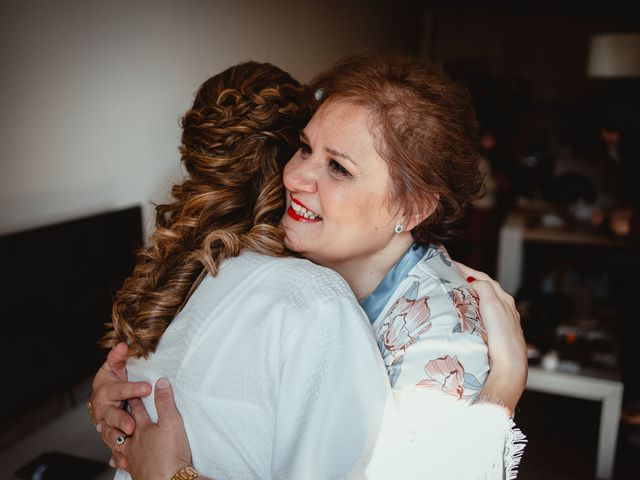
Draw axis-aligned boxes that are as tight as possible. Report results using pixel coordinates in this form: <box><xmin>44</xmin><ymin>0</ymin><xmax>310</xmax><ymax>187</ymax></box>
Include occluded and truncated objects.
<box><xmin>224</xmin><ymin>252</ymin><xmax>365</xmax><ymax>335</ymax></box>
<box><xmin>411</xmin><ymin>245</ymin><xmax>477</xmax><ymax>315</ymax></box>
<box><xmin>237</xmin><ymin>251</ymin><xmax>356</xmax><ymax>304</ymax></box>
<box><xmin>412</xmin><ymin>244</ymin><xmax>464</xmax><ymax>290</ymax></box>
<box><xmin>390</xmin><ymin>244</ymin><xmax>472</xmax><ymax>317</ymax></box>
<box><xmin>411</xmin><ymin>245</ymin><xmax>486</xmax><ymax>338</ymax></box>
<box><xmin>238</xmin><ymin>255</ymin><xmax>373</xmax><ymax>348</ymax></box>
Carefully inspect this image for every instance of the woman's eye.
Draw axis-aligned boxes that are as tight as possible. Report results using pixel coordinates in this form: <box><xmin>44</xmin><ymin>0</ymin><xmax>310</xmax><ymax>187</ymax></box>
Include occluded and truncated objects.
<box><xmin>299</xmin><ymin>142</ymin><xmax>311</xmax><ymax>158</ymax></box>
<box><xmin>329</xmin><ymin>159</ymin><xmax>351</xmax><ymax>177</ymax></box>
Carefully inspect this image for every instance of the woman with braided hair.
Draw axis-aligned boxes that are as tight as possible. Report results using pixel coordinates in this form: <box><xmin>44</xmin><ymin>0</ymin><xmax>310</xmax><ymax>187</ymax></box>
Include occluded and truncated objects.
<box><xmin>91</xmin><ymin>55</ymin><xmax>527</xmax><ymax>480</ymax></box>
<box><xmin>101</xmin><ymin>62</ymin><xmax>313</xmax><ymax>357</ymax></box>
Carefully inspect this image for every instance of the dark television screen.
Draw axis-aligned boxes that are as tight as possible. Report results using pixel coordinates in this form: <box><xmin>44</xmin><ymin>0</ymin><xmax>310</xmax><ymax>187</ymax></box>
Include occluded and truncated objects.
<box><xmin>0</xmin><ymin>206</ymin><xmax>143</xmax><ymax>426</ymax></box>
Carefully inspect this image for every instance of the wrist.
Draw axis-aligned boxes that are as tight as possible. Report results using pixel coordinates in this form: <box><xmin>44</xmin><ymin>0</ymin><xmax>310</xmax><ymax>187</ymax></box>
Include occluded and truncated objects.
<box><xmin>482</xmin><ymin>363</ymin><xmax>529</xmax><ymax>416</ymax></box>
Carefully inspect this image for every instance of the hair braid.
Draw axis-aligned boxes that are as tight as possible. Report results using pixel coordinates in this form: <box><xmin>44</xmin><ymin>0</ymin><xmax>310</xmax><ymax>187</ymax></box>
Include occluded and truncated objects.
<box><xmin>101</xmin><ymin>62</ymin><xmax>312</xmax><ymax>357</ymax></box>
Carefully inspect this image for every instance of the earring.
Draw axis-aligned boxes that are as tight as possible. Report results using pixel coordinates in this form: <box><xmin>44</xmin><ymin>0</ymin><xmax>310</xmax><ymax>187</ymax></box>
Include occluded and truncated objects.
<box><xmin>394</xmin><ymin>225</ymin><xmax>404</xmax><ymax>234</ymax></box>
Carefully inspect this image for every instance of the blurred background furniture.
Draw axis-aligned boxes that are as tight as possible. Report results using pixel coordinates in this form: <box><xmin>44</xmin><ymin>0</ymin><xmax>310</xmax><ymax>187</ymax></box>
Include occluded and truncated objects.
<box><xmin>527</xmin><ymin>367</ymin><xmax>623</xmax><ymax>479</ymax></box>
<box><xmin>497</xmin><ymin>207</ymin><xmax>638</xmax><ymax>296</ymax></box>
<box><xmin>497</xmin><ymin>203</ymin><xmax>638</xmax><ymax>478</ymax></box>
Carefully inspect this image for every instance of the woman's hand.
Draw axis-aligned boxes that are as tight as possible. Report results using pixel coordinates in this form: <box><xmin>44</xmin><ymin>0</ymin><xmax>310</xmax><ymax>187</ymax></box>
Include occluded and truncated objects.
<box><xmin>90</xmin><ymin>342</ymin><xmax>151</xmax><ymax>469</ymax></box>
<box><xmin>455</xmin><ymin>262</ymin><xmax>528</xmax><ymax>415</ymax></box>
<box><xmin>120</xmin><ymin>378</ymin><xmax>195</xmax><ymax>480</ymax></box>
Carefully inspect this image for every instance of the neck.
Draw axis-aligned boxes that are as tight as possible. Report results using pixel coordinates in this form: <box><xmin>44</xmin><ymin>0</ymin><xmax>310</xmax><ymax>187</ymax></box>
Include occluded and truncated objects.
<box><xmin>331</xmin><ymin>235</ymin><xmax>414</xmax><ymax>301</ymax></box>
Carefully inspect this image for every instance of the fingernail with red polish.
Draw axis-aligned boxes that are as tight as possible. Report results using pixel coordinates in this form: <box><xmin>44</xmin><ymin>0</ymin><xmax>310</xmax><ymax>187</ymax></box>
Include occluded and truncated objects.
<box><xmin>466</xmin><ymin>276</ymin><xmax>475</xmax><ymax>283</ymax></box>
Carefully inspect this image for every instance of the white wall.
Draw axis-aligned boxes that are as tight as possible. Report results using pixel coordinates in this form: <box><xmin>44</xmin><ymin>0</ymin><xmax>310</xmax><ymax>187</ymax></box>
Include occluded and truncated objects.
<box><xmin>0</xmin><ymin>0</ymin><xmax>419</xmax><ymax>235</ymax></box>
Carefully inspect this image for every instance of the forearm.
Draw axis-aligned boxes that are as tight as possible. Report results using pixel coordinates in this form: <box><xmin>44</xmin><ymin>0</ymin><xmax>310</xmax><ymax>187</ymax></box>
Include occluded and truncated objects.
<box><xmin>475</xmin><ymin>364</ymin><xmax>527</xmax><ymax>416</ymax></box>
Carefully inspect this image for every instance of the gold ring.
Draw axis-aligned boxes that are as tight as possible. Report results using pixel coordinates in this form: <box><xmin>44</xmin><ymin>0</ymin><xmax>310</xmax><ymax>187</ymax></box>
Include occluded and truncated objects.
<box><xmin>86</xmin><ymin>401</ymin><xmax>97</xmax><ymax>425</ymax></box>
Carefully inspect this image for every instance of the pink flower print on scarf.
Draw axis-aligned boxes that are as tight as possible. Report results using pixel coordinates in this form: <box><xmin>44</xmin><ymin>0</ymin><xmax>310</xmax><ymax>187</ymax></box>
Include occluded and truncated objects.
<box><xmin>452</xmin><ymin>286</ymin><xmax>487</xmax><ymax>343</ymax></box>
<box><xmin>417</xmin><ymin>355</ymin><xmax>466</xmax><ymax>399</ymax></box>
<box><xmin>377</xmin><ymin>281</ymin><xmax>432</xmax><ymax>365</ymax></box>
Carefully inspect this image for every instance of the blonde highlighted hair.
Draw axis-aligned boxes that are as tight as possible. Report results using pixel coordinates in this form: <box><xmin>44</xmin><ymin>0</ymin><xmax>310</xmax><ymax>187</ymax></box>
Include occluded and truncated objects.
<box><xmin>101</xmin><ymin>62</ymin><xmax>312</xmax><ymax>357</ymax></box>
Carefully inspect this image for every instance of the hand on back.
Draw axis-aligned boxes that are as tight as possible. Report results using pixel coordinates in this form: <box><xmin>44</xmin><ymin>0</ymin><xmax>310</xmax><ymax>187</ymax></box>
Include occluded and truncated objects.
<box><xmin>90</xmin><ymin>342</ymin><xmax>151</xmax><ymax>470</ymax></box>
<box><xmin>456</xmin><ymin>262</ymin><xmax>528</xmax><ymax>412</ymax></box>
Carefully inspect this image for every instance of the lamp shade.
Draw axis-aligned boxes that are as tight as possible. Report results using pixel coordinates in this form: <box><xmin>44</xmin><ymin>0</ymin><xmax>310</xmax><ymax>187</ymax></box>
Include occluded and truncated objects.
<box><xmin>587</xmin><ymin>33</ymin><xmax>640</xmax><ymax>78</ymax></box>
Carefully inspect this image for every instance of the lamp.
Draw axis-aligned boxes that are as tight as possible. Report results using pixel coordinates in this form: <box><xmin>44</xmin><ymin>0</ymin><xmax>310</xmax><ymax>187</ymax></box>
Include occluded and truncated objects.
<box><xmin>587</xmin><ymin>33</ymin><xmax>640</xmax><ymax>78</ymax></box>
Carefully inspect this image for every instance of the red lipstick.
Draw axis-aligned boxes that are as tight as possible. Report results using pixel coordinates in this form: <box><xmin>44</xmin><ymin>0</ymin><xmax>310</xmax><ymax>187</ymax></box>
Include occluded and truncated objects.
<box><xmin>287</xmin><ymin>194</ymin><xmax>321</xmax><ymax>223</ymax></box>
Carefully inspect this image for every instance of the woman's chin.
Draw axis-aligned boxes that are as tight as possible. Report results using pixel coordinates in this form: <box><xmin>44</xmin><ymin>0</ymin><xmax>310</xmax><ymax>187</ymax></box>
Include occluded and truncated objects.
<box><xmin>282</xmin><ymin>230</ymin><xmax>300</xmax><ymax>253</ymax></box>
<box><xmin>284</xmin><ymin>232</ymin><xmax>318</xmax><ymax>261</ymax></box>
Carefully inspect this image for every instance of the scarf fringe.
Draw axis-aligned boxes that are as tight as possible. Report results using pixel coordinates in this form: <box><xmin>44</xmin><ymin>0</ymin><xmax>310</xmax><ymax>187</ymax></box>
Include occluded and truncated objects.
<box><xmin>504</xmin><ymin>419</ymin><xmax>527</xmax><ymax>479</ymax></box>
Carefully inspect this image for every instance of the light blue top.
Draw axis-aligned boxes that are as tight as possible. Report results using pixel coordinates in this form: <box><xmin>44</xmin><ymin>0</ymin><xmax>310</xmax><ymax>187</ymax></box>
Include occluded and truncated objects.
<box><xmin>359</xmin><ymin>243</ymin><xmax>429</xmax><ymax>324</ymax></box>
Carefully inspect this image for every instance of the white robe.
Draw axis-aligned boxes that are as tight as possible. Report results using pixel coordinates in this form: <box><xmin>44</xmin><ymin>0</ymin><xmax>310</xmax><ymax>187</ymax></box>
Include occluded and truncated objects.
<box><xmin>115</xmin><ymin>251</ymin><xmax>521</xmax><ymax>480</ymax></box>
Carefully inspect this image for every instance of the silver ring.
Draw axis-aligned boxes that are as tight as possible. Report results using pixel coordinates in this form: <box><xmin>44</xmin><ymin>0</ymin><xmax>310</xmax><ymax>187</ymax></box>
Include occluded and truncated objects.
<box><xmin>115</xmin><ymin>435</ymin><xmax>126</xmax><ymax>446</ymax></box>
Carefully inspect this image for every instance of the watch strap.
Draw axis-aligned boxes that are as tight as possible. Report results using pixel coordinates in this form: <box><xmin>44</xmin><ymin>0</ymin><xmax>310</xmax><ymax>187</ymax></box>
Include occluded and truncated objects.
<box><xmin>171</xmin><ymin>466</ymin><xmax>199</xmax><ymax>480</ymax></box>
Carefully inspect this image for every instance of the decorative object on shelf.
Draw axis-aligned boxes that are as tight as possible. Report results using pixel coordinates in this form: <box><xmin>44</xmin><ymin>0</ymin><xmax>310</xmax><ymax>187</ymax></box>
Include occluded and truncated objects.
<box><xmin>541</xmin><ymin>350</ymin><xmax>559</xmax><ymax>371</ymax></box>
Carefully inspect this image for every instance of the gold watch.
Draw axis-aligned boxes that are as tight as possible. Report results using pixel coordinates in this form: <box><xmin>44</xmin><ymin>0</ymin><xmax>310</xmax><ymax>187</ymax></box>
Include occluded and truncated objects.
<box><xmin>171</xmin><ymin>466</ymin><xmax>199</xmax><ymax>480</ymax></box>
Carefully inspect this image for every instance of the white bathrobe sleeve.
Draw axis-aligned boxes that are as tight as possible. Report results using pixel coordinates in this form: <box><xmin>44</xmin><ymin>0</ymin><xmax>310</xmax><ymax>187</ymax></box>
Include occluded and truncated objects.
<box><xmin>366</xmin><ymin>388</ymin><xmax>522</xmax><ymax>480</ymax></box>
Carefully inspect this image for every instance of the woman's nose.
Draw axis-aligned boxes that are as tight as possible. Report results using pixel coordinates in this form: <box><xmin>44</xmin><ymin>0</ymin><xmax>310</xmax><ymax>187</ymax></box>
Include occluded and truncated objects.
<box><xmin>283</xmin><ymin>158</ymin><xmax>318</xmax><ymax>193</ymax></box>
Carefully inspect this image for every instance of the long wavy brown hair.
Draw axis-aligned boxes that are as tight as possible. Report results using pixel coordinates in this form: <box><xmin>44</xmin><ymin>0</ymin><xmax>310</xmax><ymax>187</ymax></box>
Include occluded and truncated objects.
<box><xmin>101</xmin><ymin>62</ymin><xmax>312</xmax><ymax>357</ymax></box>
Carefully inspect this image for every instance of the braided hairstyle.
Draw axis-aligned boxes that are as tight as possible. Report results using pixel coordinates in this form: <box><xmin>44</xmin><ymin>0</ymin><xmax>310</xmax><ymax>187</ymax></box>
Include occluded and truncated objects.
<box><xmin>101</xmin><ymin>62</ymin><xmax>313</xmax><ymax>357</ymax></box>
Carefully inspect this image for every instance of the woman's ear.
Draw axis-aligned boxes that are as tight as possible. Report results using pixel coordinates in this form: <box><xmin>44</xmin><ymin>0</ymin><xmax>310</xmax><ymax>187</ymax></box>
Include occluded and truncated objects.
<box><xmin>403</xmin><ymin>194</ymin><xmax>439</xmax><ymax>232</ymax></box>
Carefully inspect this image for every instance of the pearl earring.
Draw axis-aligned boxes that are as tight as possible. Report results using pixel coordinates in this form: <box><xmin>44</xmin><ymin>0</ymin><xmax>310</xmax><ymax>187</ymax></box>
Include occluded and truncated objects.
<box><xmin>394</xmin><ymin>225</ymin><xmax>404</xmax><ymax>234</ymax></box>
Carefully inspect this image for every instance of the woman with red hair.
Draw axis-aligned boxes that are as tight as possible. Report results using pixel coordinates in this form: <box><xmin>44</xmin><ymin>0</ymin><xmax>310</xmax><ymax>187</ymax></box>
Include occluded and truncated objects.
<box><xmin>92</xmin><ymin>53</ymin><xmax>527</xmax><ymax>480</ymax></box>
